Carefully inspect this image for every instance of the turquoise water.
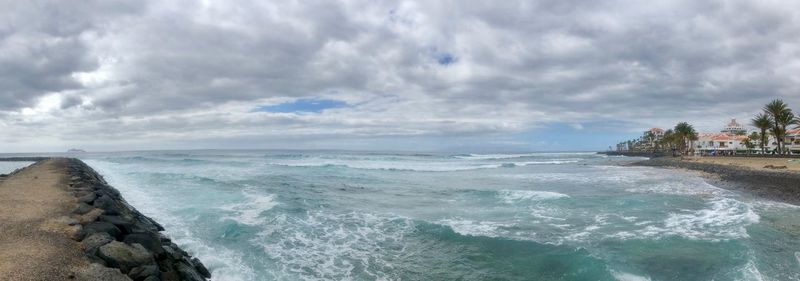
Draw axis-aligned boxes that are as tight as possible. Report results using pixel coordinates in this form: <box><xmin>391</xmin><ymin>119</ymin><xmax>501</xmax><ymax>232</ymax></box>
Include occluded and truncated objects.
<box><xmin>0</xmin><ymin>161</ymin><xmax>33</xmax><ymax>174</ymax></box>
<box><xmin>74</xmin><ymin>151</ymin><xmax>800</xmax><ymax>280</ymax></box>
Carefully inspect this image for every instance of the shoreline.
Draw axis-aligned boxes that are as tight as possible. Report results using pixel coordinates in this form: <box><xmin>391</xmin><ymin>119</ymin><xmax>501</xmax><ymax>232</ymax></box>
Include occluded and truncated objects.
<box><xmin>632</xmin><ymin>157</ymin><xmax>800</xmax><ymax>205</ymax></box>
<box><xmin>0</xmin><ymin>158</ymin><xmax>210</xmax><ymax>281</ymax></box>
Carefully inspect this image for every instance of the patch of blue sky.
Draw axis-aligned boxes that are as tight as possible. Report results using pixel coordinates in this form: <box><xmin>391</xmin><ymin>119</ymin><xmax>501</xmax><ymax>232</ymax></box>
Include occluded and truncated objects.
<box><xmin>437</xmin><ymin>53</ymin><xmax>456</xmax><ymax>65</ymax></box>
<box><xmin>255</xmin><ymin>98</ymin><xmax>347</xmax><ymax>113</ymax></box>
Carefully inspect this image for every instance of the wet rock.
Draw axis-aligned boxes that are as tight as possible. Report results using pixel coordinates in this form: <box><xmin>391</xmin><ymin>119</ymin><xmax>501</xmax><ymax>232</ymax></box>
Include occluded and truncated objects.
<box><xmin>78</xmin><ymin>192</ymin><xmax>97</xmax><ymax>203</ymax></box>
<box><xmin>142</xmin><ymin>276</ymin><xmax>160</xmax><ymax>281</ymax></box>
<box><xmin>94</xmin><ymin>195</ymin><xmax>123</xmax><ymax>215</ymax></box>
<box><xmin>158</xmin><ymin>233</ymin><xmax>171</xmax><ymax>243</ymax></box>
<box><xmin>84</xmin><ymin>221</ymin><xmax>122</xmax><ymax>239</ymax></box>
<box><xmin>66</xmin><ymin>158</ymin><xmax>210</xmax><ymax>280</ymax></box>
<box><xmin>73</xmin><ymin>202</ymin><xmax>94</xmax><ymax>215</ymax></box>
<box><xmin>83</xmin><ymin>232</ymin><xmax>114</xmax><ymax>254</ymax></box>
<box><xmin>128</xmin><ymin>264</ymin><xmax>159</xmax><ymax>280</ymax></box>
<box><xmin>190</xmin><ymin>257</ymin><xmax>211</xmax><ymax>278</ymax></box>
<box><xmin>100</xmin><ymin>215</ymin><xmax>135</xmax><ymax>234</ymax></box>
<box><xmin>77</xmin><ymin>263</ymin><xmax>132</xmax><ymax>281</ymax></box>
<box><xmin>80</xmin><ymin>208</ymin><xmax>105</xmax><ymax>224</ymax></box>
<box><xmin>162</xmin><ymin>245</ymin><xmax>182</xmax><ymax>260</ymax></box>
<box><xmin>130</xmin><ymin>221</ymin><xmax>160</xmax><ymax>234</ymax></box>
<box><xmin>176</xmin><ymin>262</ymin><xmax>205</xmax><ymax>281</ymax></box>
<box><xmin>169</xmin><ymin>242</ymin><xmax>188</xmax><ymax>257</ymax></box>
<box><xmin>123</xmin><ymin>233</ymin><xmax>164</xmax><ymax>255</ymax></box>
<box><xmin>97</xmin><ymin>241</ymin><xmax>155</xmax><ymax>273</ymax></box>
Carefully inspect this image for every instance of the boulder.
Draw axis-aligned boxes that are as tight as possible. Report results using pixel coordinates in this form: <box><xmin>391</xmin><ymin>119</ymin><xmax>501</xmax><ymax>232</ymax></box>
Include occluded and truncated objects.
<box><xmin>176</xmin><ymin>262</ymin><xmax>205</xmax><ymax>281</ymax></box>
<box><xmin>100</xmin><ymin>215</ymin><xmax>135</xmax><ymax>234</ymax></box>
<box><xmin>78</xmin><ymin>192</ymin><xmax>97</xmax><ymax>203</ymax></box>
<box><xmin>158</xmin><ymin>233</ymin><xmax>171</xmax><ymax>243</ymax></box>
<box><xmin>128</xmin><ymin>264</ymin><xmax>159</xmax><ymax>280</ymax></box>
<box><xmin>190</xmin><ymin>257</ymin><xmax>211</xmax><ymax>278</ymax></box>
<box><xmin>83</xmin><ymin>232</ymin><xmax>114</xmax><ymax>254</ymax></box>
<box><xmin>130</xmin><ymin>221</ymin><xmax>160</xmax><ymax>234</ymax></box>
<box><xmin>97</xmin><ymin>241</ymin><xmax>155</xmax><ymax>273</ymax></box>
<box><xmin>73</xmin><ymin>202</ymin><xmax>94</xmax><ymax>215</ymax></box>
<box><xmin>83</xmin><ymin>221</ymin><xmax>122</xmax><ymax>239</ymax></box>
<box><xmin>169</xmin><ymin>243</ymin><xmax>188</xmax><ymax>257</ymax></box>
<box><xmin>123</xmin><ymin>233</ymin><xmax>164</xmax><ymax>255</ymax></box>
<box><xmin>76</xmin><ymin>263</ymin><xmax>132</xmax><ymax>281</ymax></box>
<box><xmin>162</xmin><ymin>245</ymin><xmax>182</xmax><ymax>260</ymax></box>
<box><xmin>80</xmin><ymin>208</ymin><xmax>105</xmax><ymax>224</ymax></box>
<box><xmin>94</xmin><ymin>195</ymin><xmax>123</xmax><ymax>215</ymax></box>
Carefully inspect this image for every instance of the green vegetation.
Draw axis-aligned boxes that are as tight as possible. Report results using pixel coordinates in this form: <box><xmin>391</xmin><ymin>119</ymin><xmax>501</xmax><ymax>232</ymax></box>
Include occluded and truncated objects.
<box><xmin>615</xmin><ymin>99</ymin><xmax>800</xmax><ymax>155</ymax></box>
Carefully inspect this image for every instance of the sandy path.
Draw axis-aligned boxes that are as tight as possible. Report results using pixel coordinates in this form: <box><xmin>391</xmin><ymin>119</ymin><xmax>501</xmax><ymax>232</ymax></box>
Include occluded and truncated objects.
<box><xmin>0</xmin><ymin>159</ymin><xmax>88</xmax><ymax>280</ymax></box>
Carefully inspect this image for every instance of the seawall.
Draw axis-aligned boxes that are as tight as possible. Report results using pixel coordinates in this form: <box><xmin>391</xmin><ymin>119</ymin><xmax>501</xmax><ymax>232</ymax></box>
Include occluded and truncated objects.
<box><xmin>67</xmin><ymin>158</ymin><xmax>211</xmax><ymax>281</ymax></box>
<box><xmin>0</xmin><ymin>158</ymin><xmax>211</xmax><ymax>281</ymax></box>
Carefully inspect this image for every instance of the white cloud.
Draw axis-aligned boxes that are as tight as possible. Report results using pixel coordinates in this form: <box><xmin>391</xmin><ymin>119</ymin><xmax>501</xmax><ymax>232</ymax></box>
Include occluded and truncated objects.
<box><xmin>2</xmin><ymin>0</ymin><xmax>800</xmax><ymax>152</ymax></box>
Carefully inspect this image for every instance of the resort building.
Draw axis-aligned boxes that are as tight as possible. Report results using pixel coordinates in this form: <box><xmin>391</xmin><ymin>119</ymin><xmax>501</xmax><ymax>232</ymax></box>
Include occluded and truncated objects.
<box><xmin>720</xmin><ymin>118</ymin><xmax>747</xmax><ymax>135</ymax></box>
<box><xmin>695</xmin><ymin>118</ymin><xmax>751</xmax><ymax>155</ymax></box>
<box><xmin>640</xmin><ymin>127</ymin><xmax>664</xmax><ymax>150</ymax></box>
<box><xmin>784</xmin><ymin>129</ymin><xmax>800</xmax><ymax>154</ymax></box>
<box><xmin>648</xmin><ymin>128</ymin><xmax>665</xmax><ymax>139</ymax></box>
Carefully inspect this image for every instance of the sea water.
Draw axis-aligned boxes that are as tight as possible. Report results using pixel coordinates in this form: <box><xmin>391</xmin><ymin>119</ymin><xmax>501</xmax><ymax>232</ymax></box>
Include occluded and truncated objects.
<box><xmin>0</xmin><ymin>161</ymin><xmax>33</xmax><ymax>174</ymax></box>
<box><xmin>72</xmin><ymin>151</ymin><xmax>800</xmax><ymax>280</ymax></box>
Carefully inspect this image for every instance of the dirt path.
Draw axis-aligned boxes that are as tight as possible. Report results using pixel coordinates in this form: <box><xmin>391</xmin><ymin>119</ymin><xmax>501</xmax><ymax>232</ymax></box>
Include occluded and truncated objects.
<box><xmin>0</xmin><ymin>159</ymin><xmax>88</xmax><ymax>280</ymax></box>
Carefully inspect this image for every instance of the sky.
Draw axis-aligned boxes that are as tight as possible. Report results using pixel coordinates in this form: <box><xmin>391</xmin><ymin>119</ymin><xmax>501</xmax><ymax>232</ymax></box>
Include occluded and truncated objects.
<box><xmin>2</xmin><ymin>0</ymin><xmax>800</xmax><ymax>153</ymax></box>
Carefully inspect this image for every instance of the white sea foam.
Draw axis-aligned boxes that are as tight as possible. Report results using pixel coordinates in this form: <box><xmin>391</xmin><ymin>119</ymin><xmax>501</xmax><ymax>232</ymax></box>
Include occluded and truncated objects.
<box><xmin>625</xmin><ymin>180</ymin><xmax>728</xmax><ymax>197</ymax></box>
<box><xmin>219</xmin><ymin>192</ymin><xmax>278</xmax><ymax>225</ymax></box>
<box><xmin>268</xmin><ymin>160</ymin><xmax>504</xmax><ymax>172</ymax></box>
<box><xmin>84</xmin><ymin>159</ymin><xmax>259</xmax><ymax>281</ymax></box>
<box><xmin>498</xmin><ymin>190</ymin><xmax>569</xmax><ymax>203</ymax></box>
<box><xmin>739</xmin><ymin>260</ymin><xmax>766</xmax><ymax>281</ymax></box>
<box><xmin>612</xmin><ymin>271</ymin><xmax>652</xmax><ymax>281</ymax></box>
<box><xmin>437</xmin><ymin>218</ymin><xmax>513</xmax><ymax>238</ymax></box>
<box><xmin>610</xmin><ymin>198</ymin><xmax>759</xmax><ymax>241</ymax></box>
<box><xmin>256</xmin><ymin>211</ymin><xmax>413</xmax><ymax>280</ymax></box>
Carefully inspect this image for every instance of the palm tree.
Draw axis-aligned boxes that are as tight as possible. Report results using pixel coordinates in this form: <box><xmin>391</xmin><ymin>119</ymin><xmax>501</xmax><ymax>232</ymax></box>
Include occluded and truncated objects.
<box><xmin>674</xmin><ymin>122</ymin><xmax>697</xmax><ymax>155</ymax></box>
<box><xmin>775</xmin><ymin>110</ymin><xmax>796</xmax><ymax>154</ymax></box>
<box><xmin>751</xmin><ymin>113</ymin><xmax>772</xmax><ymax>154</ymax></box>
<box><xmin>661</xmin><ymin>129</ymin><xmax>676</xmax><ymax>154</ymax></box>
<box><xmin>643</xmin><ymin>131</ymin><xmax>657</xmax><ymax>152</ymax></box>
<box><xmin>745</xmin><ymin>132</ymin><xmax>760</xmax><ymax>154</ymax></box>
<box><xmin>763</xmin><ymin>99</ymin><xmax>791</xmax><ymax>154</ymax></box>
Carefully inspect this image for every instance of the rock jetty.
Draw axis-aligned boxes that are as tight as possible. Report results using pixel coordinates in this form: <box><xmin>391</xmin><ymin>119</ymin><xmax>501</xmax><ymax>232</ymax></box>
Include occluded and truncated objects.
<box><xmin>65</xmin><ymin>158</ymin><xmax>211</xmax><ymax>281</ymax></box>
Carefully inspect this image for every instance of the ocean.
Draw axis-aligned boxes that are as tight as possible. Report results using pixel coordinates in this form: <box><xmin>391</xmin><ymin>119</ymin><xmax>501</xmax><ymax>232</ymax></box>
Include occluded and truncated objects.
<box><xmin>62</xmin><ymin>151</ymin><xmax>800</xmax><ymax>280</ymax></box>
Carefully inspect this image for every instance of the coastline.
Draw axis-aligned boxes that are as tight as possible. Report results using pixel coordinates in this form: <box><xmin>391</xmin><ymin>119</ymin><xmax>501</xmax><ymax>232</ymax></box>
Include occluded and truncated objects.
<box><xmin>632</xmin><ymin>156</ymin><xmax>800</xmax><ymax>205</ymax></box>
<box><xmin>0</xmin><ymin>158</ymin><xmax>210</xmax><ymax>281</ymax></box>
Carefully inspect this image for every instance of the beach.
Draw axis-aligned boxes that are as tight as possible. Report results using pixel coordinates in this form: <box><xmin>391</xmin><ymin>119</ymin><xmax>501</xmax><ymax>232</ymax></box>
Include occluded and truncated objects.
<box><xmin>0</xmin><ymin>158</ymin><xmax>210</xmax><ymax>281</ymax></box>
<box><xmin>635</xmin><ymin>156</ymin><xmax>800</xmax><ymax>205</ymax></box>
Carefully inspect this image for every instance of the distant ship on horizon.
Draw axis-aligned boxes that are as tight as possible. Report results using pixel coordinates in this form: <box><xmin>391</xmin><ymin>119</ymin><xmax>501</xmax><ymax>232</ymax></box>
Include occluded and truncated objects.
<box><xmin>67</xmin><ymin>148</ymin><xmax>86</xmax><ymax>153</ymax></box>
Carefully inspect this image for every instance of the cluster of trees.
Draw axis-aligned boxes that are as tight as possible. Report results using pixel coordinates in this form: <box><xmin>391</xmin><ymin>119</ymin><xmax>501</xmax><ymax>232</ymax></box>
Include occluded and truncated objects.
<box><xmin>750</xmin><ymin>99</ymin><xmax>798</xmax><ymax>155</ymax></box>
<box><xmin>617</xmin><ymin>122</ymin><xmax>698</xmax><ymax>155</ymax></box>
<box><xmin>618</xmin><ymin>99</ymin><xmax>800</xmax><ymax>156</ymax></box>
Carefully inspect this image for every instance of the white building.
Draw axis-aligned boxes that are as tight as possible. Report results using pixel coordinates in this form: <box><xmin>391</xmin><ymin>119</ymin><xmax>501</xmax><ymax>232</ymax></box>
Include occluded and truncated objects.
<box><xmin>783</xmin><ymin>129</ymin><xmax>800</xmax><ymax>154</ymax></box>
<box><xmin>695</xmin><ymin>119</ymin><xmax>751</xmax><ymax>155</ymax></box>
<box><xmin>720</xmin><ymin>118</ymin><xmax>747</xmax><ymax>135</ymax></box>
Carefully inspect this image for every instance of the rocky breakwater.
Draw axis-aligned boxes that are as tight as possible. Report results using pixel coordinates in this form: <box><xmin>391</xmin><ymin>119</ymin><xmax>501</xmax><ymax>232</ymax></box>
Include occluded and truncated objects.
<box><xmin>66</xmin><ymin>158</ymin><xmax>211</xmax><ymax>281</ymax></box>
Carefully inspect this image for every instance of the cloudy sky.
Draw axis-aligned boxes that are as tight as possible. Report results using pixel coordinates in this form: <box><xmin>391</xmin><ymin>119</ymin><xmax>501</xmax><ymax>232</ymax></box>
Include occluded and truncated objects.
<box><xmin>2</xmin><ymin>0</ymin><xmax>800</xmax><ymax>152</ymax></box>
